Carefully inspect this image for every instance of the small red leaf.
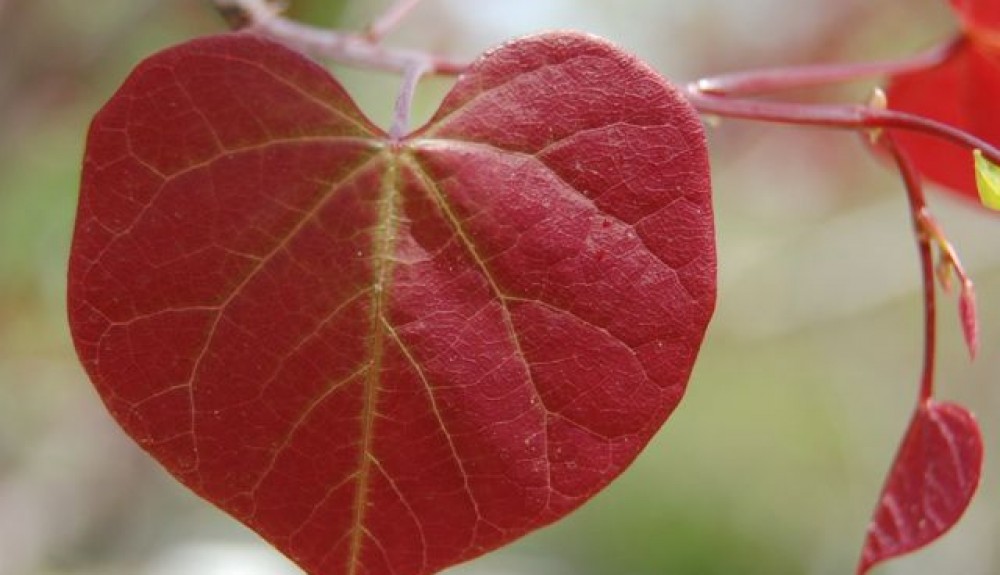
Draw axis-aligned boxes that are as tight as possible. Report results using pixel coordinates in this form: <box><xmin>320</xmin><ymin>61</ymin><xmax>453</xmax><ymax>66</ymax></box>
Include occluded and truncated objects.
<box><xmin>857</xmin><ymin>400</ymin><xmax>983</xmax><ymax>575</ymax></box>
<box><xmin>959</xmin><ymin>280</ymin><xmax>980</xmax><ymax>360</ymax></box>
<box><xmin>886</xmin><ymin>12</ymin><xmax>1000</xmax><ymax>202</ymax></box>
<box><xmin>950</xmin><ymin>0</ymin><xmax>1000</xmax><ymax>32</ymax></box>
<box><xmin>69</xmin><ymin>32</ymin><xmax>715</xmax><ymax>575</ymax></box>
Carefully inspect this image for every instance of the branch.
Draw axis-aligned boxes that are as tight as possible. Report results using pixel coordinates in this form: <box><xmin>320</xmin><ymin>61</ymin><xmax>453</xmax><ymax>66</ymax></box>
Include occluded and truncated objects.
<box><xmin>695</xmin><ymin>38</ymin><xmax>964</xmax><ymax>96</ymax></box>
<box><xmin>210</xmin><ymin>0</ymin><xmax>467</xmax><ymax>75</ymax></box>
<box><xmin>684</xmin><ymin>88</ymin><xmax>1000</xmax><ymax>168</ymax></box>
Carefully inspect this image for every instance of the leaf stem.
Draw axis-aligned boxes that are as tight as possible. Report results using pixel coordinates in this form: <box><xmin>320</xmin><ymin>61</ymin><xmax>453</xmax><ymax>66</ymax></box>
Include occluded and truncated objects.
<box><xmin>883</xmin><ymin>133</ymin><xmax>937</xmax><ymax>402</ymax></box>
<box><xmin>210</xmin><ymin>0</ymin><xmax>467</xmax><ymax>75</ymax></box>
<box><xmin>694</xmin><ymin>38</ymin><xmax>963</xmax><ymax>96</ymax></box>
<box><xmin>390</xmin><ymin>59</ymin><xmax>429</xmax><ymax>141</ymax></box>
<box><xmin>684</xmin><ymin>88</ymin><xmax>1000</xmax><ymax>167</ymax></box>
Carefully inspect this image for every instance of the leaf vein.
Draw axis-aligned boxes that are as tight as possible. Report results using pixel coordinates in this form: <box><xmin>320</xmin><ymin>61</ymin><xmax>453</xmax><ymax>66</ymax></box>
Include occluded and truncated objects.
<box><xmin>175</xmin><ymin>153</ymin><xmax>382</xmax><ymax>479</ymax></box>
<box><xmin>404</xmin><ymin>157</ymin><xmax>555</xmax><ymax>502</ymax></box>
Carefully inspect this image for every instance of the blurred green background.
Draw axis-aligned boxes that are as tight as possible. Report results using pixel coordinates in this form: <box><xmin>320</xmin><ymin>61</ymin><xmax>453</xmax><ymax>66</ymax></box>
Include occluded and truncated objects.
<box><xmin>1</xmin><ymin>1</ymin><xmax>998</xmax><ymax>574</ymax></box>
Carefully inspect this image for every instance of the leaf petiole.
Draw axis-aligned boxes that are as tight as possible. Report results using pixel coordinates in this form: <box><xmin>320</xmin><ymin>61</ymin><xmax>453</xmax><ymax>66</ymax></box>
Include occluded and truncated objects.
<box><xmin>390</xmin><ymin>59</ymin><xmax>429</xmax><ymax>141</ymax></box>
<box><xmin>882</xmin><ymin>133</ymin><xmax>938</xmax><ymax>402</ymax></box>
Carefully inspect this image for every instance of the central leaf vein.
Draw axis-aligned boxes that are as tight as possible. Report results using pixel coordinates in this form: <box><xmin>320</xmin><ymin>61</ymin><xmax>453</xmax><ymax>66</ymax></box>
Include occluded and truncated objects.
<box><xmin>347</xmin><ymin>152</ymin><xmax>399</xmax><ymax>575</ymax></box>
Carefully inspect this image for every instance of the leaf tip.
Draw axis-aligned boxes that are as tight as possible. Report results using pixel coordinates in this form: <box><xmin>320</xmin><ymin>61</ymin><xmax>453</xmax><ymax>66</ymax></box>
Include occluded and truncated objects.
<box><xmin>973</xmin><ymin>149</ymin><xmax>1000</xmax><ymax>211</ymax></box>
<box><xmin>856</xmin><ymin>549</ymin><xmax>876</xmax><ymax>575</ymax></box>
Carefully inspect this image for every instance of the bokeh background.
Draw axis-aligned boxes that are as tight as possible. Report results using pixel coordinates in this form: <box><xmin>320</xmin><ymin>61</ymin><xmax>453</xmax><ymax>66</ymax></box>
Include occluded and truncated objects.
<box><xmin>1</xmin><ymin>1</ymin><xmax>999</xmax><ymax>574</ymax></box>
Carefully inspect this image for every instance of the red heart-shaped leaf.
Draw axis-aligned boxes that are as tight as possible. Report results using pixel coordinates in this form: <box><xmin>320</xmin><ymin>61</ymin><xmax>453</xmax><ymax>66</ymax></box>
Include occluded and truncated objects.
<box><xmin>886</xmin><ymin>8</ymin><xmax>1000</xmax><ymax>201</ymax></box>
<box><xmin>69</xmin><ymin>32</ymin><xmax>715</xmax><ymax>575</ymax></box>
<box><xmin>857</xmin><ymin>400</ymin><xmax>983</xmax><ymax>574</ymax></box>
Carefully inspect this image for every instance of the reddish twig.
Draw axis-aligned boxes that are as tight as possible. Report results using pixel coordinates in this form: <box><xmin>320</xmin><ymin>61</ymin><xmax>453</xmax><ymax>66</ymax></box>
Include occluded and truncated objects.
<box><xmin>882</xmin><ymin>133</ymin><xmax>938</xmax><ymax>401</ymax></box>
<box><xmin>210</xmin><ymin>0</ymin><xmax>467</xmax><ymax>75</ymax></box>
<box><xmin>695</xmin><ymin>38</ymin><xmax>963</xmax><ymax>96</ymax></box>
<box><xmin>684</xmin><ymin>88</ymin><xmax>1000</xmax><ymax>168</ymax></box>
<box><xmin>687</xmin><ymin>45</ymin><xmax>986</xmax><ymax>364</ymax></box>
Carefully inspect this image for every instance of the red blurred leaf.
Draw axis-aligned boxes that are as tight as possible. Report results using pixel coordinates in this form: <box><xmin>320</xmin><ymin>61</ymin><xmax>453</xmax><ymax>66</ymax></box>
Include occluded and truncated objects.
<box><xmin>886</xmin><ymin>13</ymin><xmax>1000</xmax><ymax>201</ymax></box>
<box><xmin>951</xmin><ymin>0</ymin><xmax>1000</xmax><ymax>32</ymax></box>
<box><xmin>857</xmin><ymin>400</ymin><xmax>983</xmax><ymax>574</ymax></box>
<box><xmin>68</xmin><ymin>32</ymin><xmax>715</xmax><ymax>575</ymax></box>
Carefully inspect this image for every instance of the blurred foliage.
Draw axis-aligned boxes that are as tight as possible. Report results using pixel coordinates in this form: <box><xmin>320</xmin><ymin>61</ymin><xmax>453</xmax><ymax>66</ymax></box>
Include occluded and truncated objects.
<box><xmin>0</xmin><ymin>1</ymin><xmax>998</xmax><ymax>575</ymax></box>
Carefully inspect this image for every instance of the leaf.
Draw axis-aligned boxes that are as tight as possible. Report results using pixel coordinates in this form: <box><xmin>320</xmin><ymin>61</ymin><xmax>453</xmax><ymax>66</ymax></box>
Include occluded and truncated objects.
<box><xmin>974</xmin><ymin>148</ymin><xmax>1000</xmax><ymax>209</ymax></box>
<box><xmin>857</xmin><ymin>400</ymin><xmax>983</xmax><ymax>575</ymax></box>
<box><xmin>950</xmin><ymin>0</ymin><xmax>1000</xmax><ymax>32</ymax></box>
<box><xmin>68</xmin><ymin>32</ymin><xmax>716</xmax><ymax>575</ymax></box>
<box><xmin>885</xmin><ymin>9</ymin><xmax>1000</xmax><ymax>203</ymax></box>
